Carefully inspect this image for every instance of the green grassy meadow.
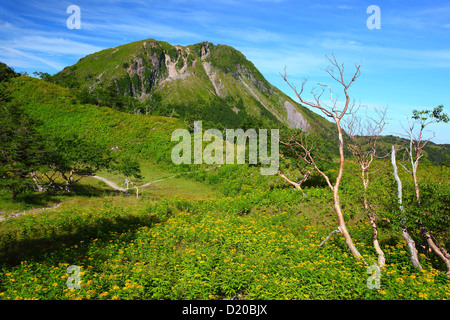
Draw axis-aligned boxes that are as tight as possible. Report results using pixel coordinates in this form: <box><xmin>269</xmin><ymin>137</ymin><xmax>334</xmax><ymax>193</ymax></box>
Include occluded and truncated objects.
<box><xmin>0</xmin><ymin>163</ymin><xmax>449</xmax><ymax>300</ymax></box>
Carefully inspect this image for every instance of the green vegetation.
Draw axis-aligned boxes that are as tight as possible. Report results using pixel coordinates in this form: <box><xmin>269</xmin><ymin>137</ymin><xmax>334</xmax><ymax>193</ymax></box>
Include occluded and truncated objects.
<box><xmin>0</xmin><ymin>99</ymin><xmax>48</xmax><ymax>199</ymax></box>
<box><xmin>0</xmin><ymin>57</ymin><xmax>449</xmax><ymax>301</ymax></box>
<box><xmin>0</xmin><ymin>183</ymin><xmax>449</xmax><ymax>300</ymax></box>
<box><xmin>50</xmin><ymin>39</ymin><xmax>334</xmax><ymax>136</ymax></box>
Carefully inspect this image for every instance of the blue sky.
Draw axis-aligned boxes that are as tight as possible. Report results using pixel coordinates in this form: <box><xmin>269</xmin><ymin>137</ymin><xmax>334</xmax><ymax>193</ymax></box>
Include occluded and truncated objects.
<box><xmin>1</xmin><ymin>0</ymin><xmax>449</xmax><ymax>143</ymax></box>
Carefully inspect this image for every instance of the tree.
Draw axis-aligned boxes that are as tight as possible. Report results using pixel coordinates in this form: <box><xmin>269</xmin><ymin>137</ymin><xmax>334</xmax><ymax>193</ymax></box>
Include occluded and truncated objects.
<box><xmin>47</xmin><ymin>134</ymin><xmax>114</xmax><ymax>192</ymax></box>
<box><xmin>391</xmin><ymin>146</ymin><xmax>423</xmax><ymax>269</ymax></box>
<box><xmin>278</xmin><ymin>128</ymin><xmax>330</xmax><ymax>194</ymax></box>
<box><xmin>402</xmin><ymin>105</ymin><xmax>449</xmax><ymax>207</ymax></box>
<box><xmin>33</xmin><ymin>71</ymin><xmax>53</xmax><ymax>83</ymax></box>
<box><xmin>343</xmin><ymin>108</ymin><xmax>387</xmax><ymax>267</ymax></box>
<box><xmin>0</xmin><ymin>62</ymin><xmax>19</xmax><ymax>83</ymax></box>
<box><xmin>115</xmin><ymin>156</ymin><xmax>143</xmax><ymax>190</ymax></box>
<box><xmin>281</xmin><ymin>55</ymin><xmax>365</xmax><ymax>262</ymax></box>
<box><xmin>399</xmin><ymin>105</ymin><xmax>450</xmax><ymax>275</ymax></box>
<box><xmin>0</xmin><ymin>99</ymin><xmax>48</xmax><ymax>199</ymax></box>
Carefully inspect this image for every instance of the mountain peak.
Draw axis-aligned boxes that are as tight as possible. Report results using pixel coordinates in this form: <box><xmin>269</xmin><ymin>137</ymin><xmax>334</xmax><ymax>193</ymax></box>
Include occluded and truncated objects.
<box><xmin>52</xmin><ymin>39</ymin><xmax>332</xmax><ymax>132</ymax></box>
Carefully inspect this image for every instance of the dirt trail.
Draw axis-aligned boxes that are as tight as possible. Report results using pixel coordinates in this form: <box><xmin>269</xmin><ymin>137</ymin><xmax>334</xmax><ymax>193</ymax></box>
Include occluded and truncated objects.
<box><xmin>0</xmin><ymin>202</ymin><xmax>61</xmax><ymax>222</ymax></box>
<box><xmin>91</xmin><ymin>174</ymin><xmax>181</xmax><ymax>191</ymax></box>
<box><xmin>91</xmin><ymin>175</ymin><xmax>128</xmax><ymax>192</ymax></box>
<box><xmin>0</xmin><ymin>171</ymin><xmax>196</xmax><ymax>221</ymax></box>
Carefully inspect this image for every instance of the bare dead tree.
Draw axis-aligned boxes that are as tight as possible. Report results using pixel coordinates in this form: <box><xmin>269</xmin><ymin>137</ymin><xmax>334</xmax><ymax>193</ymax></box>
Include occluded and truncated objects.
<box><xmin>277</xmin><ymin>169</ymin><xmax>310</xmax><ymax>193</ymax></box>
<box><xmin>391</xmin><ymin>145</ymin><xmax>423</xmax><ymax>270</ymax></box>
<box><xmin>281</xmin><ymin>55</ymin><xmax>365</xmax><ymax>262</ymax></box>
<box><xmin>277</xmin><ymin>129</ymin><xmax>314</xmax><ymax>194</ymax></box>
<box><xmin>400</xmin><ymin>106</ymin><xmax>449</xmax><ymax>206</ymax></box>
<box><xmin>343</xmin><ymin>108</ymin><xmax>387</xmax><ymax>267</ymax></box>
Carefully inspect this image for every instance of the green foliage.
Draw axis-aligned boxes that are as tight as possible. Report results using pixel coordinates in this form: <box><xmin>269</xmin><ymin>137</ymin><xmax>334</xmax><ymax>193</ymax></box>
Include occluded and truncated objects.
<box><xmin>115</xmin><ymin>156</ymin><xmax>143</xmax><ymax>180</ymax></box>
<box><xmin>0</xmin><ymin>74</ymin><xmax>184</xmax><ymax>196</ymax></box>
<box><xmin>46</xmin><ymin>133</ymin><xmax>114</xmax><ymax>191</ymax></box>
<box><xmin>0</xmin><ymin>189</ymin><xmax>448</xmax><ymax>300</ymax></box>
<box><xmin>73</xmin><ymin>85</ymin><xmax>144</xmax><ymax>113</ymax></box>
<box><xmin>155</xmin><ymin>95</ymin><xmax>280</xmax><ymax>131</ymax></box>
<box><xmin>32</xmin><ymin>71</ymin><xmax>53</xmax><ymax>83</ymax></box>
<box><xmin>0</xmin><ymin>62</ymin><xmax>20</xmax><ymax>83</ymax></box>
<box><xmin>4</xmin><ymin>75</ymin><xmax>184</xmax><ymax>166</ymax></box>
<box><xmin>412</xmin><ymin>105</ymin><xmax>449</xmax><ymax>125</ymax></box>
<box><xmin>339</xmin><ymin>159</ymin><xmax>450</xmax><ymax>271</ymax></box>
<box><xmin>0</xmin><ymin>90</ymin><xmax>48</xmax><ymax>199</ymax></box>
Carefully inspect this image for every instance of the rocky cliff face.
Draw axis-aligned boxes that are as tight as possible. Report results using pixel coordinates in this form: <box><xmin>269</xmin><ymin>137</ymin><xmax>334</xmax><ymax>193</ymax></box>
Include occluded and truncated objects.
<box><xmin>53</xmin><ymin>39</ymin><xmax>331</xmax><ymax>131</ymax></box>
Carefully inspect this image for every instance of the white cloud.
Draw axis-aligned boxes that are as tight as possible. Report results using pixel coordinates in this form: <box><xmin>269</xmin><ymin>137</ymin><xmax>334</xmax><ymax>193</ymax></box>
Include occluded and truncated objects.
<box><xmin>337</xmin><ymin>5</ymin><xmax>352</xmax><ymax>10</ymax></box>
<box><xmin>83</xmin><ymin>22</ymin><xmax>202</xmax><ymax>41</ymax></box>
<box><xmin>217</xmin><ymin>27</ymin><xmax>283</xmax><ymax>44</ymax></box>
<box><xmin>0</xmin><ymin>47</ymin><xmax>65</xmax><ymax>70</ymax></box>
<box><xmin>239</xmin><ymin>45</ymin><xmax>326</xmax><ymax>77</ymax></box>
<box><xmin>5</xmin><ymin>36</ymin><xmax>104</xmax><ymax>56</ymax></box>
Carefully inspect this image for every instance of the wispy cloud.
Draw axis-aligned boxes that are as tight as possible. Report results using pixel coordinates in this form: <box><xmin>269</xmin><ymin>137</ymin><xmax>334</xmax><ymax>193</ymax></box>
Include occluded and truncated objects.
<box><xmin>4</xmin><ymin>36</ymin><xmax>103</xmax><ymax>56</ymax></box>
<box><xmin>337</xmin><ymin>5</ymin><xmax>353</xmax><ymax>10</ymax></box>
<box><xmin>0</xmin><ymin>34</ymin><xmax>104</xmax><ymax>71</ymax></box>
<box><xmin>0</xmin><ymin>47</ymin><xmax>65</xmax><ymax>70</ymax></box>
<box><xmin>217</xmin><ymin>27</ymin><xmax>284</xmax><ymax>44</ymax></box>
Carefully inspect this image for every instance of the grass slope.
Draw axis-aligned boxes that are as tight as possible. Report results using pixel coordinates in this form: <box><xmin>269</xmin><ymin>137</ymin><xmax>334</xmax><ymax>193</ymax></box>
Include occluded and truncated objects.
<box><xmin>6</xmin><ymin>75</ymin><xmax>183</xmax><ymax>163</ymax></box>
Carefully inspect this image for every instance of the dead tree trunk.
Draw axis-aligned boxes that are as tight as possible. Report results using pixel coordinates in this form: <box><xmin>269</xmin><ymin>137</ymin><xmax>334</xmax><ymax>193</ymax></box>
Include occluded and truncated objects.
<box><xmin>277</xmin><ymin>170</ymin><xmax>302</xmax><ymax>190</ymax></box>
<box><xmin>391</xmin><ymin>146</ymin><xmax>423</xmax><ymax>270</ymax></box>
<box><xmin>419</xmin><ymin>223</ymin><xmax>450</xmax><ymax>276</ymax></box>
<box><xmin>362</xmin><ymin>173</ymin><xmax>385</xmax><ymax>268</ymax></box>
<box><xmin>344</xmin><ymin>109</ymin><xmax>387</xmax><ymax>268</ymax></box>
<box><xmin>319</xmin><ymin>229</ymin><xmax>341</xmax><ymax>247</ymax></box>
<box><xmin>402</xmin><ymin>108</ymin><xmax>450</xmax><ymax>276</ymax></box>
<box><xmin>277</xmin><ymin>170</ymin><xmax>310</xmax><ymax>193</ymax></box>
<box><xmin>281</xmin><ymin>55</ymin><xmax>365</xmax><ymax>263</ymax></box>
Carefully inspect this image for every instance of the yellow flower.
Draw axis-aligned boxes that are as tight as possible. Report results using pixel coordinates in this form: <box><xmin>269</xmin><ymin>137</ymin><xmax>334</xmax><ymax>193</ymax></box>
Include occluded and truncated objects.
<box><xmin>52</xmin><ymin>283</ymin><xmax>58</xmax><ymax>287</ymax></box>
<box><xmin>99</xmin><ymin>292</ymin><xmax>109</xmax><ymax>298</ymax></box>
<box><xmin>418</xmin><ymin>292</ymin><xmax>428</xmax><ymax>299</ymax></box>
<box><xmin>378</xmin><ymin>290</ymin><xmax>386</xmax><ymax>295</ymax></box>
<box><xmin>396</xmin><ymin>278</ymin><xmax>405</xmax><ymax>284</ymax></box>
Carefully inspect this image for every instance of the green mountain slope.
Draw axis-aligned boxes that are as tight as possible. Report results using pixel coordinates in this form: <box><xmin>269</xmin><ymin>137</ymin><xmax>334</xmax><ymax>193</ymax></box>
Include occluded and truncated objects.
<box><xmin>5</xmin><ymin>75</ymin><xmax>184</xmax><ymax>165</ymax></box>
<box><xmin>52</xmin><ymin>39</ymin><xmax>333</xmax><ymax>133</ymax></box>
